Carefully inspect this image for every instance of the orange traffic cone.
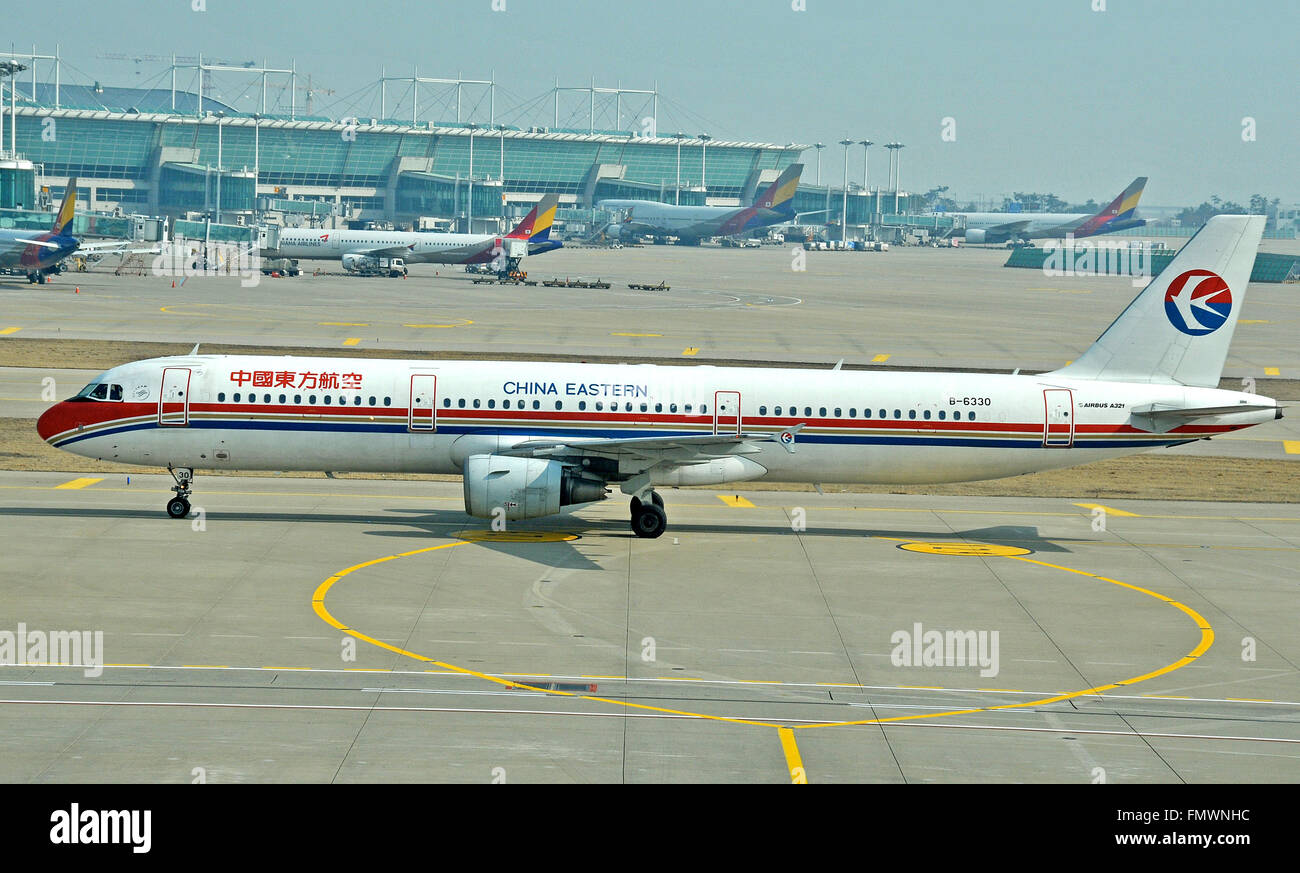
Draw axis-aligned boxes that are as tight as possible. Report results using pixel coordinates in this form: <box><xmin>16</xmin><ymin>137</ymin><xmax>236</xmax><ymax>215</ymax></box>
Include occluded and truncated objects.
<box><xmin>74</xmin><ymin>287</ymin><xmax>80</xmax><ymax>294</ymax></box>
<box><xmin>171</xmin><ymin>280</ymin><xmax>176</xmax><ymax>288</ymax></box>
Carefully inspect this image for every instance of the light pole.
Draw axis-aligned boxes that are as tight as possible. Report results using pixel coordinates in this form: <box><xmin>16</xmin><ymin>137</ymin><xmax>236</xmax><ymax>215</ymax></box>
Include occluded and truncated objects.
<box><xmin>892</xmin><ymin>142</ymin><xmax>906</xmax><ymax>213</ymax></box>
<box><xmin>699</xmin><ymin>133</ymin><xmax>711</xmax><ymax>196</ymax></box>
<box><xmin>495</xmin><ymin>123</ymin><xmax>507</xmax><ymax>224</ymax></box>
<box><xmin>466</xmin><ymin>122</ymin><xmax>479</xmax><ymax>230</ymax></box>
<box><xmin>215</xmin><ymin>111</ymin><xmax>225</xmax><ymax>224</ymax></box>
<box><xmin>0</xmin><ymin>61</ymin><xmax>27</xmax><ymax>159</ymax></box>
<box><xmin>859</xmin><ymin>140</ymin><xmax>873</xmax><ymax>219</ymax></box>
<box><xmin>838</xmin><ymin>139</ymin><xmax>854</xmax><ymax>242</ymax></box>
<box><xmin>673</xmin><ymin>132</ymin><xmax>685</xmax><ymax>205</ymax></box>
<box><xmin>252</xmin><ymin>113</ymin><xmax>262</xmax><ymax>200</ymax></box>
<box><xmin>884</xmin><ymin>142</ymin><xmax>904</xmax><ymax>215</ymax></box>
<box><xmin>813</xmin><ymin>142</ymin><xmax>825</xmax><ymax>185</ymax></box>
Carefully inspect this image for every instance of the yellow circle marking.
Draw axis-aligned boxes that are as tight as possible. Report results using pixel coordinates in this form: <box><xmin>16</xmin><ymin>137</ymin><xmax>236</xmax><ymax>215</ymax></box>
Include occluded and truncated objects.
<box><xmin>899</xmin><ymin>542</ymin><xmax>1031</xmax><ymax>557</ymax></box>
<box><xmin>457</xmin><ymin>530</ymin><xmax>578</xmax><ymax>543</ymax></box>
<box><xmin>312</xmin><ymin>536</ymin><xmax>1219</xmax><ymax>778</ymax></box>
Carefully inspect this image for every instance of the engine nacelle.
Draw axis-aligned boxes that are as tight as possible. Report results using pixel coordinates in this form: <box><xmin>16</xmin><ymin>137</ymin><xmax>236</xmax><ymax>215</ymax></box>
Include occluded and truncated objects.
<box><xmin>341</xmin><ymin>253</ymin><xmax>377</xmax><ymax>272</ymax></box>
<box><xmin>964</xmin><ymin>228</ymin><xmax>987</xmax><ymax>244</ymax></box>
<box><xmin>462</xmin><ymin>454</ymin><xmax>608</xmax><ymax>520</ymax></box>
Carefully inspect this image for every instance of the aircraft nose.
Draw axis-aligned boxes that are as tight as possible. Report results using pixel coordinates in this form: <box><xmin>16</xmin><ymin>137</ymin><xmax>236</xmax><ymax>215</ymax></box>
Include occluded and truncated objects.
<box><xmin>37</xmin><ymin>401</ymin><xmax>73</xmax><ymax>443</ymax></box>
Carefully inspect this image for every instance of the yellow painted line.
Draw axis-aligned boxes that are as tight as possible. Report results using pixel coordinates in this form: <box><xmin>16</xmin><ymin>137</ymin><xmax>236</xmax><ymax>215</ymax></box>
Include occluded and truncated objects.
<box><xmin>612</xmin><ymin>332</ymin><xmax>663</xmax><ymax>337</ymax></box>
<box><xmin>54</xmin><ymin>477</ymin><xmax>103</xmax><ymax>490</ymax></box>
<box><xmin>871</xmin><ymin>354</ymin><xmax>891</xmax><ymax>363</ymax></box>
<box><xmin>0</xmin><ymin>327</ymin><xmax>20</xmax><ymax>335</ymax></box>
<box><xmin>1284</xmin><ymin>441</ymin><xmax>1300</xmax><ymax>455</ymax></box>
<box><xmin>717</xmin><ymin>494</ymin><xmax>756</xmax><ymax>508</ymax></box>
<box><xmin>401</xmin><ymin>320</ymin><xmax>474</xmax><ymax>328</ymax></box>
<box><xmin>1226</xmin><ymin>697</ymin><xmax>1273</xmax><ymax>703</ymax></box>
<box><xmin>778</xmin><ymin>728</ymin><xmax>807</xmax><ymax>784</ymax></box>
<box><xmin>1239</xmin><ymin>320</ymin><xmax>1270</xmax><ymax>324</ymax></box>
<box><xmin>319</xmin><ymin>322</ymin><xmax>369</xmax><ymax>326</ymax></box>
<box><xmin>181</xmin><ymin>665</ymin><xmax>231</xmax><ymax>669</ymax></box>
<box><xmin>682</xmin><ymin>347</ymin><xmax>699</xmax><ymax>356</ymax></box>
<box><xmin>1265</xmin><ymin>367</ymin><xmax>1280</xmax><ymax>376</ymax></box>
<box><xmin>1074</xmin><ymin>502</ymin><xmax>1141</xmax><ymax>517</ymax></box>
<box><xmin>342</xmin><ymin>338</ymin><xmax>361</xmax><ymax>346</ymax></box>
<box><xmin>898</xmin><ymin>685</ymin><xmax>946</xmax><ymax>690</ymax></box>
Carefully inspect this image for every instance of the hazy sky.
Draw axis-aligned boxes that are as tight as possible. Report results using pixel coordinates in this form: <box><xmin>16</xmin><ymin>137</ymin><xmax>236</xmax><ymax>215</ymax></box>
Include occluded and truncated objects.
<box><xmin>7</xmin><ymin>0</ymin><xmax>1296</xmax><ymax>206</ymax></box>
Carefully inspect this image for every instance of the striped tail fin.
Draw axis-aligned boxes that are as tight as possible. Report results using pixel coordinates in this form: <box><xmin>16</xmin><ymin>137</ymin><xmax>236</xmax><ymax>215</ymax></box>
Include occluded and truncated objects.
<box><xmin>52</xmin><ymin>178</ymin><xmax>78</xmax><ymax>235</ymax></box>
<box><xmin>752</xmin><ymin>164</ymin><xmax>803</xmax><ymax>214</ymax></box>
<box><xmin>506</xmin><ymin>194</ymin><xmax>559</xmax><ymax>241</ymax></box>
<box><xmin>1073</xmin><ymin>176</ymin><xmax>1147</xmax><ymax>238</ymax></box>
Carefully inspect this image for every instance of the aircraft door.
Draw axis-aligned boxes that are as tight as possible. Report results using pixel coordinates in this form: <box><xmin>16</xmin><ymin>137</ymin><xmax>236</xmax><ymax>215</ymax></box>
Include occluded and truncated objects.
<box><xmin>409</xmin><ymin>374</ymin><xmax>438</xmax><ymax>432</ymax></box>
<box><xmin>158</xmin><ymin>368</ymin><xmax>191</xmax><ymax>426</ymax></box>
<box><xmin>1043</xmin><ymin>389</ymin><xmax>1074</xmax><ymax>447</ymax></box>
<box><xmin>714</xmin><ymin>391</ymin><xmax>742</xmax><ymax>436</ymax></box>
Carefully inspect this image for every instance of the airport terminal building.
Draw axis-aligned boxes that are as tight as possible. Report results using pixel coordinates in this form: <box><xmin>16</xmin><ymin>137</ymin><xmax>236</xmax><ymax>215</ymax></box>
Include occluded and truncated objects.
<box><xmin>0</xmin><ymin>81</ymin><xmax>809</xmax><ymax>234</ymax></box>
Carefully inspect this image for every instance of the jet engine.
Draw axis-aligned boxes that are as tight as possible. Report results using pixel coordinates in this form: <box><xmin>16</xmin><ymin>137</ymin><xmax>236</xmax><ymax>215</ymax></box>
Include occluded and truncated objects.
<box><xmin>964</xmin><ymin>228</ymin><xmax>988</xmax><ymax>244</ymax></box>
<box><xmin>341</xmin><ymin>253</ymin><xmax>377</xmax><ymax>272</ymax></box>
<box><xmin>462</xmin><ymin>454</ymin><xmax>608</xmax><ymax>520</ymax></box>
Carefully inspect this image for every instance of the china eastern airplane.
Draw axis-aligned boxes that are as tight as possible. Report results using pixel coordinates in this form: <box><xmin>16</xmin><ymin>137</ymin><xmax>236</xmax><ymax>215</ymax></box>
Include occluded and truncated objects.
<box><xmin>0</xmin><ymin>179</ymin><xmax>80</xmax><ymax>283</ymax></box>
<box><xmin>38</xmin><ymin>215</ymin><xmax>1276</xmax><ymax>539</ymax></box>
<box><xmin>939</xmin><ymin>177</ymin><xmax>1148</xmax><ymax>244</ymax></box>
<box><xmin>597</xmin><ymin>163</ymin><xmax>803</xmax><ymax>244</ymax></box>
<box><xmin>272</xmin><ymin>194</ymin><xmax>560</xmax><ymax>274</ymax></box>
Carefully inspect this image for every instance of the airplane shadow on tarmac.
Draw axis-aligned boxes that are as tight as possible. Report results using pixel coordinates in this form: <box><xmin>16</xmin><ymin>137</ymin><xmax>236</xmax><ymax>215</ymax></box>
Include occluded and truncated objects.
<box><xmin>0</xmin><ymin>505</ymin><xmax>1083</xmax><ymax>573</ymax></box>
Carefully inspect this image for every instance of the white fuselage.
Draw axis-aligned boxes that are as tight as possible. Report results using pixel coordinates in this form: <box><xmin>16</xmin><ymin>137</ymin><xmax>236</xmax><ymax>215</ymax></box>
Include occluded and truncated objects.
<box><xmin>272</xmin><ymin>229</ymin><xmax>506</xmax><ymax>265</ymax></box>
<box><xmin>41</xmin><ymin>355</ymin><xmax>1275</xmax><ymax>487</ymax></box>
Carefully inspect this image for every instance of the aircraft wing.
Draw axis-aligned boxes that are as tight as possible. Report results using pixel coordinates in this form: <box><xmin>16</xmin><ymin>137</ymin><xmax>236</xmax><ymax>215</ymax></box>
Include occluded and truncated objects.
<box><xmin>981</xmin><ymin>219</ymin><xmax>1033</xmax><ymax>235</ymax></box>
<box><xmin>503</xmin><ymin>424</ymin><xmax>806</xmax><ymax>462</ymax></box>
<box><xmin>349</xmin><ymin>244</ymin><xmax>416</xmax><ymax>258</ymax></box>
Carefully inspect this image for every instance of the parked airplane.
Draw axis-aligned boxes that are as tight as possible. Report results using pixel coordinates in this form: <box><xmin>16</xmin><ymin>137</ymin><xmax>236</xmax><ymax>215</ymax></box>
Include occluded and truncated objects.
<box><xmin>0</xmin><ymin>179</ymin><xmax>79</xmax><ymax>283</ymax></box>
<box><xmin>597</xmin><ymin>163</ymin><xmax>803</xmax><ymax>244</ymax></box>
<box><xmin>272</xmin><ymin>195</ymin><xmax>561</xmax><ymax>275</ymax></box>
<box><xmin>38</xmin><ymin>216</ymin><xmax>1275</xmax><ymax>539</ymax></box>
<box><xmin>939</xmin><ymin>177</ymin><xmax>1148</xmax><ymax>244</ymax></box>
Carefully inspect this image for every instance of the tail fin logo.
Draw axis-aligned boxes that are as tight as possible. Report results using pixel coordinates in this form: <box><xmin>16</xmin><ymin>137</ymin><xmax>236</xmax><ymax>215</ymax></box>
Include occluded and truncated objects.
<box><xmin>1164</xmin><ymin>269</ymin><xmax>1232</xmax><ymax>335</ymax></box>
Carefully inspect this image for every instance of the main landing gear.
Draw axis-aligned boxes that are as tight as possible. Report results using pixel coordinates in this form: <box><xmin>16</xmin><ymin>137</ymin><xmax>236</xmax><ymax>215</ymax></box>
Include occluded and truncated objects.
<box><xmin>166</xmin><ymin>465</ymin><xmax>194</xmax><ymax>519</ymax></box>
<box><xmin>630</xmin><ymin>491</ymin><xmax>666</xmax><ymax>539</ymax></box>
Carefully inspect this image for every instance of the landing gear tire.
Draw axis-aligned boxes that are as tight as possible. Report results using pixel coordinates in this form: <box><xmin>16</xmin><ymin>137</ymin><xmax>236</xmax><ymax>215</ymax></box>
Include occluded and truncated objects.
<box><xmin>27</xmin><ymin>271</ymin><xmax>40</xmax><ymax>284</ymax></box>
<box><xmin>166</xmin><ymin>497</ymin><xmax>191</xmax><ymax>519</ymax></box>
<box><xmin>631</xmin><ymin>502</ymin><xmax>667</xmax><ymax>539</ymax></box>
<box><xmin>650</xmin><ymin>491</ymin><xmax>664</xmax><ymax>509</ymax></box>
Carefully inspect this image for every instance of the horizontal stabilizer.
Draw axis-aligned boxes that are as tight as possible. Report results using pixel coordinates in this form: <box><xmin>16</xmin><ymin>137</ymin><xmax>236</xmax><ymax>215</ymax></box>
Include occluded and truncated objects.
<box><xmin>1130</xmin><ymin>402</ymin><xmax>1280</xmax><ymax>433</ymax></box>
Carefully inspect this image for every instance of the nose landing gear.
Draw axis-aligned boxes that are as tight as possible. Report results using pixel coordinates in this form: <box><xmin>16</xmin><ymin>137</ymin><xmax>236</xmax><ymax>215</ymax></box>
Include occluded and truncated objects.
<box><xmin>166</xmin><ymin>465</ymin><xmax>194</xmax><ymax>519</ymax></box>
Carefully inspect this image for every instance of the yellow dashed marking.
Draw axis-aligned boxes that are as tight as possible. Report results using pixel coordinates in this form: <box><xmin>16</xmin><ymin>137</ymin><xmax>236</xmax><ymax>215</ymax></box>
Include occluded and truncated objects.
<box><xmin>682</xmin><ymin>347</ymin><xmax>699</xmax><ymax>356</ymax></box>
<box><xmin>1074</xmin><ymin>502</ymin><xmax>1141</xmax><ymax>517</ymax></box>
<box><xmin>54</xmin><ymin>477</ymin><xmax>103</xmax><ymax>490</ymax></box>
<box><xmin>319</xmin><ymin>322</ymin><xmax>369</xmax><ymax>326</ymax></box>
<box><xmin>342</xmin><ymin>338</ymin><xmax>361</xmax><ymax>346</ymax></box>
<box><xmin>717</xmin><ymin>494</ymin><xmax>756</xmax><ymax>508</ymax></box>
<box><xmin>402</xmin><ymin>319</ymin><xmax>474</xmax><ymax>328</ymax></box>
<box><xmin>899</xmin><ymin>542</ymin><xmax>1031</xmax><ymax>557</ymax></box>
<box><xmin>871</xmin><ymin>354</ymin><xmax>891</xmax><ymax>363</ymax></box>
<box><xmin>613</xmin><ymin>332</ymin><xmax>663</xmax><ymax>337</ymax></box>
<box><xmin>1239</xmin><ymin>320</ymin><xmax>1270</xmax><ymax>325</ymax></box>
<box><xmin>0</xmin><ymin>327</ymin><xmax>20</xmax><ymax>336</ymax></box>
<box><xmin>1265</xmin><ymin>367</ymin><xmax>1281</xmax><ymax>376</ymax></box>
<box><xmin>1284</xmin><ymin>441</ymin><xmax>1300</xmax><ymax>455</ymax></box>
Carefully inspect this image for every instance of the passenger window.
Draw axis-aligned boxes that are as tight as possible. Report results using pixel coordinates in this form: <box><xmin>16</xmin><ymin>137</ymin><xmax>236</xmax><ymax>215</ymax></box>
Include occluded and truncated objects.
<box><xmin>473</xmin><ymin>399</ymin><xmax>481</xmax><ymax>408</ymax></box>
<box><xmin>249</xmin><ymin>394</ymin><xmax>258</xmax><ymax>404</ymax></box>
<box><xmin>833</xmin><ymin>408</ymin><xmax>841</xmax><ymax>417</ymax></box>
<box><xmin>532</xmin><ymin>400</ymin><xmax>540</xmax><ymax>410</ymax></box>
<box><xmin>309</xmin><ymin>394</ymin><xmax>317</xmax><ymax>404</ymax></box>
<box><xmin>640</xmin><ymin>403</ymin><xmax>648</xmax><ymax>412</ymax></box>
<box><xmin>759</xmin><ymin>406</ymin><xmax>767</xmax><ymax>415</ymax></box>
<box><xmin>879</xmin><ymin>409</ymin><xmax>886</xmax><ymax>418</ymax></box>
<box><xmin>774</xmin><ymin>406</ymin><xmax>781</xmax><ymax>416</ymax></box>
<box><xmin>353</xmin><ymin>396</ymin><xmax>361</xmax><ymax>406</ymax></box>
<box><xmin>804</xmin><ymin>407</ymin><xmax>812</xmax><ymax>417</ymax></box>
<box><xmin>383</xmin><ymin>397</ymin><xmax>391</xmax><ymax>406</ymax></box>
<box><xmin>938</xmin><ymin>410</ymin><xmax>946</xmax><ymax>420</ymax></box>
<box><xmin>908</xmin><ymin>410</ymin><xmax>916</xmax><ymax>420</ymax></box>
<box><xmin>266</xmin><ymin>394</ymin><xmax>273</xmax><ymax>404</ymax></box>
<box><xmin>279</xmin><ymin>394</ymin><xmax>287</xmax><ymax>404</ymax></box>
<box><xmin>820</xmin><ymin>407</ymin><xmax>827</xmax><ymax>417</ymax></box>
<box><xmin>218</xmin><ymin>392</ymin><xmax>226</xmax><ymax>402</ymax></box>
<box><xmin>953</xmin><ymin>410</ymin><xmax>961</xmax><ymax>420</ymax></box>
<box><xmin>923</xmin><ymin>410</ymin><xmax>931</xmax><ymax>420</ymax></box>
<box><xmin>670</xmin><ymin>403</ymin><xmax>678</xmax><ymax>413</ymax></box>
<box><xmin>864</xmin><ymin>408</ymin><xmax>871</xmax><ymax>418</ymax></box>
<box><xmin>849</xmin><ymin>408</ymin><xmax>856</xmax><ymax>417</ymax></box>
<box><xmin>969</xmin><ymin>411</ymin><xmax>977</xmax><ymax>421</ymax></box>
<box><xmin>595</xmin><ymin>401</ymin><xmax>603</xmax><ymax>411</ymax></box>
<box><xmin>441</xmin><ymin>398</ymin><xmax>449</xmax><ymax>408</ymax></box>
<box><xmin>685</xmin><ymin>404</ymin><xmax>693</xmax><ymax>413</ymax></box>
<box><xmin>699</xmin><ymin>404</ymin><xmax>706</xmax><ymax>414</ymax></box>
<box><xmin>323</xmin><ymin>395</ymin><xmax>330</xmax><ymax>405</ymax></box>
<box><xmin>338</xmin><ymin>396</ymin><xmax>345</xmax><ymax>405</ymax></box>
<box><xmin>502</xmin><ymin>399</ymin><xmax>511</xmax><ymax>409</ymax></box>
<box><xmin>579</xmin><ymin>401</ymin><xmax>587</xmax><ymax>411</ymax></box>
<box><xmin>555</xmin><ymin>401</ymin><xmax>562</xmax><ymax>410</ymax></box>
<box><xmin>655</xmin><ymin>403</ymin><xmax>662</xmax><ymax>412</ymax></box>
<box><xmin>893</xmin><ymin>409</ymin><xmax>901</xmax><ymax>419</ymax></box>
<box><xmin>487</xmin><ymin>399</ymin><xmax>496</xmax><ymax>409</ymax></box>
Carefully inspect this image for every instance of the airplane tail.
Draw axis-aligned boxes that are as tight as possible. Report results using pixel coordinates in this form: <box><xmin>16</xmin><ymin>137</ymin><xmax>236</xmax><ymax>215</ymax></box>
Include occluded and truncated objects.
<box><xmin>52</xmin><ymin>178</ymin><xmax>78</xmax><ymax>236</ymax></box>
<box><xmin>752</xmin><ymin>164</ymin><xmax>803</xmax><ymax>214</ymax></box>
<box><xmin>1045</xmin><ymin>214</ymin><xmax>1265</xmax><ymax>388</ymax></box>
<box><xmin>1073</xmin><ymin>176</ymin><xmax>1147</xmax><ymax>238</ymax></box>
<box><xmin>506</xmin><ymin>194</ymin><xmax>560</xmax><ymax>242</ymax></box>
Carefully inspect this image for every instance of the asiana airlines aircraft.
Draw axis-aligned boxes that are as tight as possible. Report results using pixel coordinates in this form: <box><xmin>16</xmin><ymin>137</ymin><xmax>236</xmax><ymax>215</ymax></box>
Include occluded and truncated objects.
<box><xmin>38</xmin><ymin>216</ymin><xmax>1277</xmax><ymax>538</ymax></box>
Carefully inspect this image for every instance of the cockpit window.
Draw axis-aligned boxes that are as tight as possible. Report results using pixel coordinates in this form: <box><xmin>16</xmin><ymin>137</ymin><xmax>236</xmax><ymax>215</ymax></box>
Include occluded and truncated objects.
<box><xmin>74</xmin><ymin>382</ymin><xmax>123</xmax><ymax>401</ymax></box>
